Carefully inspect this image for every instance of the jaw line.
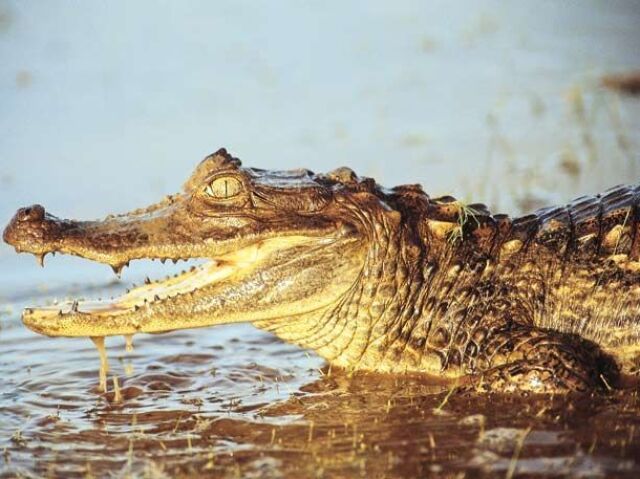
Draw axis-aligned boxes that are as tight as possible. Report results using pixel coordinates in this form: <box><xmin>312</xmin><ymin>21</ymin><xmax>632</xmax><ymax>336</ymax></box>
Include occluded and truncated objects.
<box><xmin>22</xmin><ymin>235</ymin><xmax>337</xmax><ymax>337</ymax></box>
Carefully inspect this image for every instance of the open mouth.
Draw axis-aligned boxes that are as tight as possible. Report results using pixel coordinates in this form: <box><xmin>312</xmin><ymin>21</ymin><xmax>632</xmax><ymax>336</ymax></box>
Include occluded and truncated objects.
<box><xmin>21</xmin><ymin>242</ymin><xmax>266</xmax><ymax>338</ymax></box>
<box><xmin>15</xmin><ymin>233</ymin><xmax>348</xmax><ymax>398</ymax></box>
<box><xmin>18</xmin><ymin>242</ymin><xmax>271</xmax><ymax>397</ymax></box>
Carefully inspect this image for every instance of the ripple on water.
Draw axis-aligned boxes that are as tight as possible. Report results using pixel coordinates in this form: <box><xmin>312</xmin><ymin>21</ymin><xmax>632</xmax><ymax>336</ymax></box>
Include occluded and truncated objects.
<box><xmin>2</xmin><ymin>283</ymin><xmax>640</xmax><ymax>478</ymax></box>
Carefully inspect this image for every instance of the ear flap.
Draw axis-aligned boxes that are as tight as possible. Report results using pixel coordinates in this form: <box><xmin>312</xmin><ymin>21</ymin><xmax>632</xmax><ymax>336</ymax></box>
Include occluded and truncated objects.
<box><xmin>336</xmin><ymin>190</ymin><xmax>402</xmax><ymax>226</ymax></box>
<box><xmin>183</xmin><ymin>148</ymin><xmax>242</xmax><ymax>191</ymax></box>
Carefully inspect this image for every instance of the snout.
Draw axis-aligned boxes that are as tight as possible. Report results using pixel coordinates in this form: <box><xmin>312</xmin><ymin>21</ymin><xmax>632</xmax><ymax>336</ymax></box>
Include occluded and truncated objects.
<box><xmin>3</xmin><ymin>204</ymin><xmax>62</xmax><ymax>254</ymax></box>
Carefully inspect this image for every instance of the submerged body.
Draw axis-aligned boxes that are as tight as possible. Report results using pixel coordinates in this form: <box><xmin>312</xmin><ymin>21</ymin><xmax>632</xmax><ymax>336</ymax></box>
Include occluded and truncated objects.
<box><xmin>3</xmin><ymin>149</ymin><xmax>640</xmax><ymax>392</ymax></box>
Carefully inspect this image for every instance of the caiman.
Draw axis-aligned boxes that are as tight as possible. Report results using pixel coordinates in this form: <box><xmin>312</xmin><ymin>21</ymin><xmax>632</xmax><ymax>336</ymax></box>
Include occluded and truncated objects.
<box><xmin>4</xmin><ymin>149</ymin><xmax>640</xmax><ymax>393</ymax></box>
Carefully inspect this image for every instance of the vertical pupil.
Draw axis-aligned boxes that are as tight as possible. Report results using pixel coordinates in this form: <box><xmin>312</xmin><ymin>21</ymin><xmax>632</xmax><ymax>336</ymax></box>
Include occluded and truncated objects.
<box><xmin>208</xmin><ymin>178</ymin><xmax>239</xmax><ymax>198</ymax></box>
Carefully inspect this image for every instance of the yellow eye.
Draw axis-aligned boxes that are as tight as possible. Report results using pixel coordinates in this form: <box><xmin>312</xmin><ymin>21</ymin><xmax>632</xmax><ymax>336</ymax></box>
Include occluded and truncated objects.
<box><xmin>204</xmin><ymin>176</ymin><xmax>244</xmax><ymax>199</ymax></box>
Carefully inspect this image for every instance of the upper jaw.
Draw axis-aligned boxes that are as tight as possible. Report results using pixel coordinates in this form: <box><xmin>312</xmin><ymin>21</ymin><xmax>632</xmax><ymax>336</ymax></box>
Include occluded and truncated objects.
<box><xmin>3</xmin><ymin>201</ymin><xmax>217</xmax><ymax>271</ymax></box>
<box><xmin>3</xmin><ymin>200</ymin><xmax>343</xmax><ymax>271</ymax></box>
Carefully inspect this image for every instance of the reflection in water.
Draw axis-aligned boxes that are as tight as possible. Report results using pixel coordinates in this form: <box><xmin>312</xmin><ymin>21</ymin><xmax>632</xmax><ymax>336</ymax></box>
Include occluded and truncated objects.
<box><xmin>1</xmin><ymin>281</ymin><xmax>640</xmax><ymax>478</ymax></box>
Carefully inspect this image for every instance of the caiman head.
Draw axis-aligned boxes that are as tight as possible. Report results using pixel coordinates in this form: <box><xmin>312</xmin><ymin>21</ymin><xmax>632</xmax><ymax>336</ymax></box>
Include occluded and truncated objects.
<box><xmin>3</xmin><ymin>149</ymin><xmax>410</xmax><ymax>345</ymax></box>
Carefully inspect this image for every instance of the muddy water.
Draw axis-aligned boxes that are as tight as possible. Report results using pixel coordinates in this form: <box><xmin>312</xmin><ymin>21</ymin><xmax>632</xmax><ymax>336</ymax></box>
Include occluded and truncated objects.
<box><xmin>1</xmin><ymin>277</ymin><xmax>640</xmax><ymax>478</ymax></box>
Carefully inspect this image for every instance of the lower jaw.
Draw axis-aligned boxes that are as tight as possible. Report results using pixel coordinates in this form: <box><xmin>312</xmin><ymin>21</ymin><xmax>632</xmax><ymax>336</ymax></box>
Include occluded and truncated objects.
<box><xmin>22</xmin><ymin>255</ymin><xmax>242</xmax><ymax>337</ymax></box>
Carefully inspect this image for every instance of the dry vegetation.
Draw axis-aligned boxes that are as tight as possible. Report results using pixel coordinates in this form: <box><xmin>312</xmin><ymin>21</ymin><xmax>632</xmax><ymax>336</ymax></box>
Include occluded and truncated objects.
<box><xmin>471</xmin><ymin>83</ymin><xmax>638</xmax><ymax>216</ymax></box>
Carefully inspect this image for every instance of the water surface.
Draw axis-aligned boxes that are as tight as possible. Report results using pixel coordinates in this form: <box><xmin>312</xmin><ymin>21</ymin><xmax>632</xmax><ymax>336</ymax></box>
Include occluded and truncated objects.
<box><xmin>1</xmin><ymin>273</ymin><xmax>640</xmax><ymax>478</ymax></box>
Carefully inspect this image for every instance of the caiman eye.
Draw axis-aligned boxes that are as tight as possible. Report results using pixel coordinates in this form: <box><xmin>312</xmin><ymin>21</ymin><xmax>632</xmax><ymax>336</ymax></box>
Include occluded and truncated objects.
<box><xmin>204</xmin><ymin>176</ymin><xmax>243</xmax><ymax>199</ymax></box>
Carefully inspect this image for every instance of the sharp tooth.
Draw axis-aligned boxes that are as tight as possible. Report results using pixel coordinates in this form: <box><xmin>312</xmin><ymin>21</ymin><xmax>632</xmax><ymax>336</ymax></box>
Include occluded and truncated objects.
<box><xmin>71</xmin><ymin>300</ymin><xmax>79</xmax><ymax>313</ymax></box>
<box><xmin>154</xmin><ymin>294</ymin><xmax>160</xmax><ymax>301</ymax></box>
<box><xmin>25</xmin><ymin>307</ymin><xmax>33</xmax><ymax>314</ymax></box>
<box><xmin>111</xmin><ymin>264</ymin><xmax>124</xmax><ymax>278</ymax></box>
<box><xmin>144</xmin><ymin>276</ymin><xmax>151</xmax><ymax>285</ymax></box>
<box><xmin>172</xmin><ymin>258</ymin><xmax>178</xmax><ymax>264</ymax></box>
<box><xmin>58</xmin><ymin>310</ymin><xmax>63</xmax><ymax>317</ymax></box>
<box><xmin>161</xmin><ymin>258</ymin><xmax>167</xmax><ymax>264</ymax></box>
<box><xmin>36</xmin><ymin>253</ymin><xmax>46</xmax><ymax>267</ymax></box>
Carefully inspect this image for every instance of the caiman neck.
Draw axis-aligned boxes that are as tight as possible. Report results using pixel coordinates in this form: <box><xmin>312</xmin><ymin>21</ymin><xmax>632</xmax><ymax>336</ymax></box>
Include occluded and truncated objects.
<box><xmin>255</xmin><ymin>210</ymin><xmax>444</xmax><ymax>375</ymax></box>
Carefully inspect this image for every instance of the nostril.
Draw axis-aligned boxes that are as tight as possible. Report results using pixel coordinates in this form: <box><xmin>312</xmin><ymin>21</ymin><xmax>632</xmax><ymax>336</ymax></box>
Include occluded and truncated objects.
<box><xmin>18</xmin><ymin>204</ymin><xmax>45</xmax><ymax>222</ymax></box>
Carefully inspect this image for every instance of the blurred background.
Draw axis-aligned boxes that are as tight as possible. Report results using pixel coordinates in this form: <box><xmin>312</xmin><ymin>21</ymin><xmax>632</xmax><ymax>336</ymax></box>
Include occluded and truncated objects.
<box><xmin>1</xmin><ymin>0</ymin><xmax>639</xmax><ymax>289</ymax></box>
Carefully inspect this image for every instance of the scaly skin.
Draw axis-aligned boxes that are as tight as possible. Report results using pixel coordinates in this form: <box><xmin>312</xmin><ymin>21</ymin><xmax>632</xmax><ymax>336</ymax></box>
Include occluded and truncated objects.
<box><xmin>4</xmin><ymin>149</ymin><xmax>639</xmax><ymax>393</ymax></box>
